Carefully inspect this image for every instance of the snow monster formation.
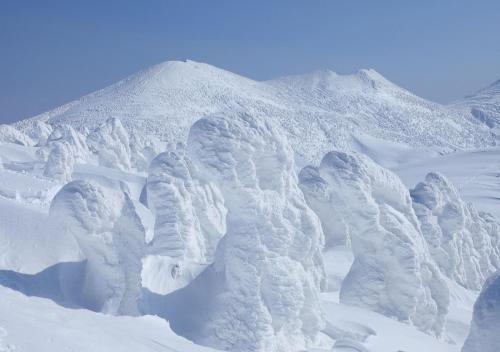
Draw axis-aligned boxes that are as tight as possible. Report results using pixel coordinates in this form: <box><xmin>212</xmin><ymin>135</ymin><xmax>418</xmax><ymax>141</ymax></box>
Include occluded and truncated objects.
<box><xmin>462</xmin><ymin>271</ymin><xmax>500</xmax><ymax>352</ymax></box>
<box><xmin>38</xmin><ymin>124</ymin><xmax>89</xmax><ymax>163</ymax></box>
<box><xmin>411</xmin><ymin>172</ymin><xmax>500</xmax><ymax>290</ymax></box>
<box><xmin>25</xmin><ymin>120</ymin><xmax>53</xmax><ymax>146</ymax></box>
<box><xmin>49</xmin><ymin>180</ymin><xmax>145</xmax><ymax>316</ymax></box>
<box><xmin>160</xmin><ymin>113</ymin><xmax>325</xmax><ymax>352</ymax></box>
<box><xmin>299</xmin><ymin>151</ymin><xmax>449</xmax><ymax>337</ymax></box>
<box><xmin>87</xmin><ymin>117</ymin><xmax>132</xmax><ymax>171</ymax></box>
<box><xmin>144</xmin><ymin>146</ymin><xmax>227</xmax><ymax>285</ymax></box>
<box><xmin>43</xmin><ymin>140</ymin><xmax>75</xmax><ymax>182</ymax></box>
<box><xmin>0</xmin><ymin>124</ymin><xmax>34</xmax><ymax>146</ymax></box>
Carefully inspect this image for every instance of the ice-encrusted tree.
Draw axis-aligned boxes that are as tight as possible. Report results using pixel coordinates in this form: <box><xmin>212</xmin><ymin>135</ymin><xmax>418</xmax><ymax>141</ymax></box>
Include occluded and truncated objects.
<box><xmin>43</xmin><ymin>140</ymin><xmax>75</xmax><ymax>182</ymax></box>
<box><xmin>49</xmin><ymin>180</ymin><xmax>145</xmax><ymax>315</ymax></box>
<box><xmin>299</xmin><ymin>151</ymin><xmax>449</xmax><ymax>337</ymax></box>
<box><xmin>87</xmin><ymin>117</ymin><xmax>132</xmax><ymax>170</ymax></box>
<box><xmin>411</xmin><ymin>172</ymin><xmax>500</xmax><ymax>290</ymax></box>
<box><xmin>0</xmin><ymin>124</ymin><xmax>34</xmax><ymax>146</ymax></box>
<box><xmin>161</xmin><ymin>113</ymin><xmax>325</xmax><ymax>352</ymax></box>
<box><xmin>145</xmin><ymin>146</ymin><xmax>226</xmax><ymax>269</ymax></box>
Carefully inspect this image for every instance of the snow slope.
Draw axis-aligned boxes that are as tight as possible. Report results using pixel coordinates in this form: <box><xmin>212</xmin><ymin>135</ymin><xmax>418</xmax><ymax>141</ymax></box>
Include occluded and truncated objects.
<box><xmin>16</xmin><ymin>60</ymin><xmax>495</xmax><ymax>162</ymax></box>
<box><xmin>0</xmin><ymin>286</ymin><xmax>218</xmax><ymax>352</ymax></box>
<box><xmin>462</xmin><ymin>271</ymin><xmax>500</xmax><ymax>352</ymax></box>
<box><xmin>454</xmin><ymin>78</ymin><xmax>500</xmax><ymax>128</ymax></box>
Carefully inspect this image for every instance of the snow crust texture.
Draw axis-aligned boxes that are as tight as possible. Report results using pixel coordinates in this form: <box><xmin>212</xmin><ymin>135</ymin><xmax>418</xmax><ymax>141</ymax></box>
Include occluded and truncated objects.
<box><xmin>411</xmin><ymin>172</ymin><xmax>500</xmax><ymax>290</ymax></box>
<box><xmin>462</xmin><ymin>271</ymin><xmax>500</xmax><ymax>352</ymax></box>
<box><xmin>299</xmin><ymin>151</ymin><xmax>449</xmax><ymax>336</ymax></box>
<box><xmin>49</xmin><ymin>180</ymin><xmax>145</xmax><ymax>315</ymax></box>
<box><xmin>167</xmin><ymin>113</ymin><xmax>326</xmax><ymax>352</ymax></box>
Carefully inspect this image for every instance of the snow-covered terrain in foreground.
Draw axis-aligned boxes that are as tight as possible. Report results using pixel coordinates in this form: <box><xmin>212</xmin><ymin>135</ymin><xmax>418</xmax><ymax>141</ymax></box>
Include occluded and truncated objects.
<box><xmin>2</xmin><ymin>60</ymin><xmax>500</xmax><ymax>352</ymax></box>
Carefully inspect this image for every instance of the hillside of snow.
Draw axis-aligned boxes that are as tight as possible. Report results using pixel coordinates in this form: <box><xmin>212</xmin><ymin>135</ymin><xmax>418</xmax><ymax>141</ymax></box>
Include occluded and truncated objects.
<box><xmin>1</xmin><ymin>61</ymin><xmax>500</xmax><ymax>352</ymax></box>
<box><xmin>454</xmin><ymin>78</ymin><xmax>500</xmax><ymax>129</ymax></box>
<box><xmin>15</xmin><ymin>60</ymin><xmax>497</xmax><ymax>162</ymax></box>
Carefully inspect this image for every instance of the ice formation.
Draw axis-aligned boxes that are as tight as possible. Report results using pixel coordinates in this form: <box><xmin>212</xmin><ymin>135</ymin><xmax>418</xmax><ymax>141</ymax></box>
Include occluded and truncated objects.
<box><xmin>49</xmin><ymin>180</ymin><xmax>145</xmax><ymax>315</ymax></box>
<box><xmin>39</xmin><ymin>124</ymin><xmax>89</xmax><ymax>162</ymax></box>
<box><xmin>161</xmin><ymin>113</ymin><xmax>325</xmax><ymax>352</ymax></box>
<box><xmin>25</xmin><ymin>120</ymin><xmax>53</xmax><ymax>145</ymax></box>
<box><xmin>0</xmin><ymin>124</ymin><xmax>34</xmax><ymax>146</ymax></box>
<box><xmin>43</xmin><ymin>140</ymin><xmax>75</xmax><ymax>182</ymax></box>
<box><xmin>130</xmin><ymin>131</ymin><xmax>164</xmax><ymax>171</ymax></box>
<box><xmin>411</xmin><ymin>172</ymin><xmax>500</xmax><ymax>290</ymax></box>
<box><xmin>462</xmin><ymin>271</ymin><xmax>500</xmax><ymax>352</ymax></box>
<box><xmin>299</xmin><ymin>151</ymin><xmax>449</xmax><ymax>336</ymax></box>
<box><xmin>145</xmin><ymin>147</ymin><xmax>226</xmax><ymax>277</ymax></box>
<box><xmin>87</xmin><ymin>117</ymin><xmax>132</xmax><ymax>170</ymax></box>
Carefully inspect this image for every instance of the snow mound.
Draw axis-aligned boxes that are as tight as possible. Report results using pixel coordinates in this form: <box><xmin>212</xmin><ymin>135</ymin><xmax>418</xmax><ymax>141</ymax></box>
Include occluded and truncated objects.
<box><xmin>0</xmin><ymin>124</ymin><xmax>33</xmax><ymax>146</ymax></box>
<box><xmin>49</xmin><ymin>180</ymin><xmax>145</xmax><ymax>315</ymax></box>
<box><xmin>16</xmin><ymin>60</ymin><xmax>495</xmax><ymax>163</ymax></box>
<box><xmin>299</xmin><ymin>151</ymin><xmax>449</xmax><ymax>336</ymax></box>
<box><xmin>411</xmin><ymin>172</ymin><xmax>500</xmax><ymax>290</ymax></box>
<box><xmin>144</xmin><ymin>146</ymin><xmax>226</xmax><ymax>291</ymax></box>
<box><xmin>462</xmin><ymin>271</ymin><xmax>500</xmax><ymax>352</ymax></box>
<box><xmin>87</xmin><ymin>117</ymin><xmax>132</xmax><ymax>170</ymax></box>
<box><xmin>161</xmin><ymin>113</ymin><xmax>325</xmax><ymax>352</ymax></box>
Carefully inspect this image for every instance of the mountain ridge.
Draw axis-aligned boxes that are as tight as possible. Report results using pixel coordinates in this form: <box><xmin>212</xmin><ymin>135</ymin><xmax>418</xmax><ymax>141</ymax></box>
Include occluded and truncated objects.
<box><xmin>15</xmin><ymin>60</ymin><xmax>496</xmax><ymax>162</ymax></box>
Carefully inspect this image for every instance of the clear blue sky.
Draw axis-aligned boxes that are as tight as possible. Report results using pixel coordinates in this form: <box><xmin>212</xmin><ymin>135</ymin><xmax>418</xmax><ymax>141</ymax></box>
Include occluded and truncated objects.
<box><xmin>1</xmin><ymin>0</ymin><xmax>500</xmax><ymax>123</ymax></box>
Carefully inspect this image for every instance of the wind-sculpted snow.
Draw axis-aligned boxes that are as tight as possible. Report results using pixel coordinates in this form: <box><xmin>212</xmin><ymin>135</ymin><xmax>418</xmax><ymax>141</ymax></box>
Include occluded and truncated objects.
<box><xmin>161</xmin><ymin>113</ymin><xmax>325</xmax><ymax>352</ymax></box>
<box><xmin>299</xmin><ymin>151</ymin><xmax>449</xmax><ymax>337</ymax></box>
<box><xmin>17</xmin><ymin>60</ymin><xmax>495</xmax><ymax>163</ymax></box>
<box><xmin>0</xmin><ymin>124</ymin><xmax>34</xmax><ymax>146</ymax></box>
<box><xmin>145</xmin><ymin>147</ymin><xmax>226</xmax><ymax>282</ymax></box>
<box><xmin>411</xmin><ymin>172</ymin><xmax>500</xmax><ymax>290</ymax></box>
<box><xmin>49</xmin><ymin>180</ymin><xmax>145</xmax><ymax>315</ymax></box>
<box><xmin>462</xmin><ymin>271</ymin><xmax>500</xmax><ymax>352</ymax></box>
<box><xmin>87</xmin><ymin>117</ymin><xmax>132</xmax><ymax>171</ymax></box>
<box><xmin>43</xmin><ymin>140</ymin><xmax>75</xmax><ymax>182</ymax></box>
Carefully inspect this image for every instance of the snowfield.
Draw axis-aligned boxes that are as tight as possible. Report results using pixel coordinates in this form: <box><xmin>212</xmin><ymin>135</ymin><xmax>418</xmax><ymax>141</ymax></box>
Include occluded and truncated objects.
<box><xmin>1</xmin><ymin>60</ymin><xmax>500</xmax><ymax>352</ymax></box>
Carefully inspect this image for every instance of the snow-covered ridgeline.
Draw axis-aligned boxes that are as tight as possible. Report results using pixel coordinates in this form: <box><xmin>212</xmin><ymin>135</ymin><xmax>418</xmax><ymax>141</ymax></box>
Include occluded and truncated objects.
<box><xmin>15</xmin><ymin>60</ymin><xmax>497</xmax><ymax>164</ymax></box>
<box><xmin>299</xmin><ymin>151</ymin><xmax>449</xmax><ymax>336</ymax></box>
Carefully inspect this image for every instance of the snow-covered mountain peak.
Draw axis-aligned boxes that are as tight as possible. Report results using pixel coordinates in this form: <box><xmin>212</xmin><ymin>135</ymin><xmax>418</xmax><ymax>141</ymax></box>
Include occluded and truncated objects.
<box><xmin>15</xmin><ymin>60</ymin><xmax>495</xmax><ymax>163</ymax></box>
